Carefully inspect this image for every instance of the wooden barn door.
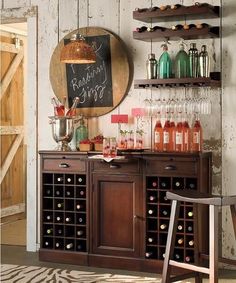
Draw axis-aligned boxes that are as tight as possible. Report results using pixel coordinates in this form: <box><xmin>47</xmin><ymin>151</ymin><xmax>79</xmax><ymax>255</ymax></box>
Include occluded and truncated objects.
<box><xmin>0</xmin><ymin>33</ymin><xmax>26</xmax><ymax>220</ymax></box>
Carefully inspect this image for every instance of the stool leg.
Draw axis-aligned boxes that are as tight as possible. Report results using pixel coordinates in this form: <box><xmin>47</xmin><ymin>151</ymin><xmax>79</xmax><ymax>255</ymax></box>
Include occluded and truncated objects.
<box><xmin>209</xmin><ymin>205</ymin><xmax>218</xmax><ymax>283</ymax></box>
<box><xmin>161</xmin><ymin>200</ymin><xmax>180</xmax><ymax>283</ymax></box>
<box><xmin>230</xmin><ymin>205</ymin><xmax>236</xmax><ymax>239</ymax></box>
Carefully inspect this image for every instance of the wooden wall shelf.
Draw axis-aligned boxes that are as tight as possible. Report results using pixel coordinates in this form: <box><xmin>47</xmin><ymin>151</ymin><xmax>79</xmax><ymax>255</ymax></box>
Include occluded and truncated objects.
<box><xmin>134</xmin><ymin>73</ymin><xmax>221</xmax><ymax>89</ymax></box>
<box><xmin>133</xmin><ymin>5</ymin><xmax>220</xmax><ymax>23</ymax></box>
<box><xmin>133</xmin><ymin>26</ymin><xmax>219</xmax><ymax>42</ymax></box>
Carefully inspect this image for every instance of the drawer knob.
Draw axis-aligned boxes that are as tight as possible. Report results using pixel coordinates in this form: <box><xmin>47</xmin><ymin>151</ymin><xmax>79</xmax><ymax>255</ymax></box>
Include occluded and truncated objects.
<box><xmin>59</xmin><ymin>163</ymin><xmax>70</xmax><ymax>168</ymax></box>
<box><xmin>165</xmin><ymin>165</ymin><xmax>176</xmax><ymax>170</ymax></box>
<box><xmin>109</xmin><ymin>164</ymin><xmax>120</xmax><ymax>169</ymax></box>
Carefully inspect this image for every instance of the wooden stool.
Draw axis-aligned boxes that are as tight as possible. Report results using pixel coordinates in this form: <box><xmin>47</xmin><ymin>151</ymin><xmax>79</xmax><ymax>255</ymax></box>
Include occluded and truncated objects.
<box><xmin>161</xmin><ymin>190</ymin><xmax>236</xmax><ymax>283</ymax></box>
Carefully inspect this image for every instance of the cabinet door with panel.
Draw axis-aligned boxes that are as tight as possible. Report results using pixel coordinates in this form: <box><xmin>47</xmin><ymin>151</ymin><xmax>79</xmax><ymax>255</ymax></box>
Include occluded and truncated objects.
<box><xmin>91</xmin><ymin>159</ymin><xmax>143</xmax><ymax>258</ymax></box>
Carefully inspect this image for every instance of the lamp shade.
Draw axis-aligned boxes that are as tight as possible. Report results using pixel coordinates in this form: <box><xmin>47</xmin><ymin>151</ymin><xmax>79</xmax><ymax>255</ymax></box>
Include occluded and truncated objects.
<box><xmin>60</xmin><ymin>33</ymin><xmax>96</xmax><ymax>64</ymax></box>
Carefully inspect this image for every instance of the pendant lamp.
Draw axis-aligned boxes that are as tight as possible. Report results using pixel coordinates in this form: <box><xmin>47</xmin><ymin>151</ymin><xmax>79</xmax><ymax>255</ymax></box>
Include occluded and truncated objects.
<box><xmin>60</xmin><ymin>33</ymin><xmax>96</xmax><ymax>64</ymax></box>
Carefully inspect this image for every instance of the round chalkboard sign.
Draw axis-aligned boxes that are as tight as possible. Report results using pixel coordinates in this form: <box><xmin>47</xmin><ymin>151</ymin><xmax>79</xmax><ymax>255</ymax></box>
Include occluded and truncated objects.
<box><xmin>50</xmin><ymin>27</ymin><xmax>133</xmax><ymax>117</ymax></box>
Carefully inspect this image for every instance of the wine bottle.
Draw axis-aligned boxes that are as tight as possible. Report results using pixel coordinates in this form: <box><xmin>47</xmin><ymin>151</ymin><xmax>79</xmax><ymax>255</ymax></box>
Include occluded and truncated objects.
<box><xmin>174</xmin><ymin>253</ymin><xmax>181</xmax><ymax>260</ymax></box>
<box><xmin>171</xmin><ymin>24</ymin><xmax>183</xmax><ymax>31</ymax></box>
<box><xmin>55</xmin><ymin>190</ymin><xmax>61</xmax><ymax>196</ymax></box>
<box><xmin>171</xmin><ymin>4</ymin><xmax>182</xmax><ymax>9</ymax></box>
<box><xmin>183</xmin><ymin>120</ymin><xmax>191</xmax><ymax>152</ymax></box>
<box><xmin>149</xmin><ymin>195</ymin><xmax>156</xmax><ymax>202</ymax></box>
<box><xmin>77</xmin><ymin>177</ymin><xmax>83</xmax><ymax>183</ymax></box>
<box><xmin>67</xmin><ymin>177</ymin><xmax>72</xmax><ymax>183</ymax></box>
<box><xmin>160</xmin><ymin>223</ymin><xmax>167</xmax><ymax>230</ymax></box>
<box><xmin>45</xmin><ymin>189</ymin><xmax>52</xmax><ymax>196</ymax></box>
<box><xmin>57</xmin><ymin>177</ymin><xmax>63</xmax><ymax>182</ymax></box>
<box><xmin>148</xmin><ymin>209</ymin><xmax>155</xmax><ymax>215</ymax></box>
<box><xmin>65</xmin><ymin>190</ymin><xmax>71</xmax><ymax>197</ymax></box>
<box><xmin>161</xmin><ymin>209</ymin><xmax>169</xmax><ymax>217</ymax></box>
<box><xmin>154</xmin><ymin>119</ymin><xmax>163</xmax><ymax>152</ymax></box>
<box><xmin>66</xmin><ymin>243</ymin><xmax>74</xmax><ymax>249</ymax></box>
<box><xmin>65</xmin><ymin>217</ymin><xmax>71</xmax><ymax>223</ymax></box>
<box><xmin>51</xmin><ymin>97</ymin><xmax>65</xmax><ymax>116</ymax></box>
<box><xmin>46</xmin><ymin>215</ymin><xmax>52</xmax><ymax>221</ymax></box>
<box><xmin>147</xmin><ymin>237</ymin><xmax>154</xmax><ymax>243</ymax></box>
<box><xmin>56</xmin><ymin>228</ymin><xmax>63</xmax><ymax>235</ymax></box>
<box><xmin>163</xmin><ymin>119</ymin><xmax>171</xmax><ymax>152</ymax></box>
<box><xmin>145</xmin><ymin>251</ymin><xmax>153</xmax><ymax>258</ymax></box>
<box><xmin>76</xmin><ymin>204</ymin><xmax>84</xmax><ymax>210</ymax></box>
<box><xmin>136</xmin><ymin>26</ymin><xmax>147</xmax><ymax>32</ymax></box>
<box><xmin>44</xmin><ymin>241</ymin><xmax>50</xmax><ymax>247</ymax></box>
<box><xmin>77</xmin><ymin>230</ymin><xmax>84</xmax><ymax>236</ymax></box>
<box><xmin>55</xmin><ymin>242</ymin><xmax>61</xmax><ymax>248</ymax></box>
<box><xmin>187</xmin><ymin>225</ymin><xmax>193</xmax><ymax>232</ymax></box>
<box><xmin>66</xmin><ymin>97</ymin><xmax>79</xmax><ymax>116</ymax></box>
<box><xmin>177</xmin><ymin>238</ymin><xmax>184</xmax><ymax>245</ymax></box>
<box><xmin>185</xmin><ymin>255</ymin><xmax>193</xmax><ymax>262</ymax></box>
<box><xmin>177</xmin><ymin>224</ymin><xmax>183</xmax><ymax>231</ymax></box>
<box><xmin>152</xmin><ymin>181</ymin><xmax>158</xmax><ymax>188</ymax></box>
<box><xmin>187</xmin><ymin>211</ymin><xmax>193</xmax><ymax>218</ymax></box>
<box><xmin>188</xmin><ymin>240</ymin><xmax>194</xmax><ymax>246</ymax></box>
<box><xmin>57</xmin><ymin>203</ymin><xmax>63</xmax><ymax>209</ymax></box>
<box><xmin>135</xmin><ymin>8</ymin><xmax>148</xmax><ymax>13</ymax></box>
<box><xmin>191</xmin><ymin>119</ymin><xmax>203</xmax><ymax>152</ymax></box>
<box><xmin>78</xmin><ymin>216</ymin><xmax>85</xmax><ymax>224</ymax></box>
<box><xmin>56</xmin><ymin>216</ymin><xmax>62</xmax><ymax>222</ymax></box>
<box><xmin>46</xmin><ymin>228</ymin><xmax>53</xmax><ymax>235</ymax></box>
<box><xmin>79</xmin><ymin>190</ymin><xmax>85</xmax><ymax>196</ymax></box>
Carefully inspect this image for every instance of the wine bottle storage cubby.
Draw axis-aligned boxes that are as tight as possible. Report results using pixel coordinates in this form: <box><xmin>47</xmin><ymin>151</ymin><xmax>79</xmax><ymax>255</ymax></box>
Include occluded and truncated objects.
<box><xmin>145</xmin><ymin>175</ymin><xmax>197</xmax><ymax>263</ymax></box>
<box><xmin>41</xmin><ymin>172</ymin><xmax>87</xmax><ymax>252</ymax></box>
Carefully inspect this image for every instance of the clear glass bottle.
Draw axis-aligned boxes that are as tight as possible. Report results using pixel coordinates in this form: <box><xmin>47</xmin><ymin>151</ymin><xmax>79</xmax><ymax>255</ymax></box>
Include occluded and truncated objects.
<box><xmin>159</xmin><ymin>43</ymin><xmax>172</xmax><ymax>79</ymax></box>
<box><xmin>146</xmin><ymin>53</ymin><xmax>157</xmax><ymax>79</ymax></box>
<box><xmin>76</xmin><ymin>118</ymin><xmax>88</xmax><ymax>150</ymax></box>
<box><xmin>188</xmin><ymin>43</ymin><xmax>198</xmax><ymax>78</ymax></box>
<box><xmin>175</xmin><ymin>43</ymin><xmax>190</xmax><ymax>78</ymax></box>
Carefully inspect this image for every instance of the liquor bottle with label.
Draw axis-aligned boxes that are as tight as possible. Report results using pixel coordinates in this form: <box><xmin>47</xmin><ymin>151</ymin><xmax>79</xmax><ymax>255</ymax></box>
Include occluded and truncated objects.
<box><xmin>191</xmin><ymin>118</ymin><xmax>203</xmax><ymax>152</ymax></box>
<box><xmin>175</xmin><ymin>116</ymin><xmax>183</xmax><ymax>152</ymax></box>
<box><xmin>163</xmin><ymin>119</ymin><xmax>171</xmax><ymax>152</ymax></box>
<box><xmin>159</xmin><ymin>43</ymin><xmax>172</xmax><ymax>79</ymax></box>
<box><xmin>154</xmin><ymin>118</ymin><xmax>163</xmax><ymax>151</ymax></box>
<box><xmin>183</xmin><ymin>119</ymin><xmax>191</xmax><ymax>152</ymax></box>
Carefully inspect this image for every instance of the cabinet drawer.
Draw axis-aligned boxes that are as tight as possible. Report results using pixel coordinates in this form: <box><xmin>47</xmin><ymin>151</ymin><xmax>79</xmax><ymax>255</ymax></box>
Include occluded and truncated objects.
<box><xmin>42</xmin><ymin>157</ymin><xmax>86</xmax><ymax>172</ymax></box>
<box><xmin>91</xmin><ymin>159</ymin><xmax>140</xmax><ymax>174</ymax></box>
<box><xmin>145</xmin><ymin>157</ymin><xmax>198</xmax><ymax>176</ymax></box>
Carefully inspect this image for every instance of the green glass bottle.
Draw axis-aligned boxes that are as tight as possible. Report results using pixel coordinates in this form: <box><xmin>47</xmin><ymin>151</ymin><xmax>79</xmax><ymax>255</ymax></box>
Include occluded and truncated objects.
<box><xmin>175</xmin><ymin>43</ymin><xmax>190</xmax><ymax>78</ymax></box>
<box><xmin>76</xmin><ymin>118</ymin><xmax>88</xmax><ymax>150</ymax></box>
<box><xmin>159</xmin><ymin>43</ymin><xmax>172</xmax><ymax>79</ymax></box>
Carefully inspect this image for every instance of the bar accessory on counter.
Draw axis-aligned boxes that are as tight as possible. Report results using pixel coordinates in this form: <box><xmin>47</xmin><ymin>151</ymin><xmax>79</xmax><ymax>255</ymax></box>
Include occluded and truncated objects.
<box><xmin>146</xmin><ymin>53</ymin><xmax>157</xmax><ymax>79</ymax></box>
<box><xmin>188</xmin><ymin>43</ymin><xmax>198</xmax><ymax>78</ymax></box>
<box><xmin>198</xmin><ymin>44</ymin><xmax>210</xmax><ymax>77</ymax></box>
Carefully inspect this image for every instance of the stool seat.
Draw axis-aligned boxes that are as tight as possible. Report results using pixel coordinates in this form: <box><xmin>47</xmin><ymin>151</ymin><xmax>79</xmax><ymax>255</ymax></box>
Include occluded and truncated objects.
<box><xmin>161</xmin><ymin>190</ymin><xmax>236</xmax><ymax>283</ymax></box>
<box><xmin>167</xmin><ymin>190</ymin><xmax>236</xmax><ymax>206</ymax></box>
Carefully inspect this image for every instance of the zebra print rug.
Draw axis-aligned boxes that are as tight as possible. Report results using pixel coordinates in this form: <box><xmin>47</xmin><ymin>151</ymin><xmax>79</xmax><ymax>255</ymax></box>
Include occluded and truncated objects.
<box><xmin>0</xmin><ymin>264</ymin><xmax>161</xmax><ymax>282</ymax></box>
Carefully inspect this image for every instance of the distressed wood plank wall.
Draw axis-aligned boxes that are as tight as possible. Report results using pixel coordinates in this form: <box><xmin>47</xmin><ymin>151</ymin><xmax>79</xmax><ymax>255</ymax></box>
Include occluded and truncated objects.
<box><xmin>1</xmin><ymin>0</ymin><xmax>235</xmax><ymax>260</ymax></box>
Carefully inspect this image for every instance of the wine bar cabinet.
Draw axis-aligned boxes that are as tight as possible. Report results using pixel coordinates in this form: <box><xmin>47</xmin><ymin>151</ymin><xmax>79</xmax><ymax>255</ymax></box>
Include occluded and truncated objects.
<box><xmin>39</xmin><ymin>151</ymin><xmax>212</xmax><ymax>273</ymax></box>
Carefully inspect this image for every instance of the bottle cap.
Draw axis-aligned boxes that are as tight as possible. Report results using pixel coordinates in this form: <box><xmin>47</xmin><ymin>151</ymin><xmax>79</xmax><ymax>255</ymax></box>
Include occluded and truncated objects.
<box><xmin>201</xmin><ymin>44</ymin><xmax>207</xmax><ymax>51</ymax></box>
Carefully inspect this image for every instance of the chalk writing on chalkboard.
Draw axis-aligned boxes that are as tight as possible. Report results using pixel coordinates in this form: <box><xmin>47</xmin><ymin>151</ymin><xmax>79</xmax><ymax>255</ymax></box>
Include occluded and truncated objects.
<box><xmin>65</xmin><ymin>35</ymin><xmax>113</xmax><ymax>109</ymax></box>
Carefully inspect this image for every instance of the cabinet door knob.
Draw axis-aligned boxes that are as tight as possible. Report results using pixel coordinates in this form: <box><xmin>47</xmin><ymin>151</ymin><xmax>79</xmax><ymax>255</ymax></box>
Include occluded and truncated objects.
<box><xmin>165</xmin><ymin>165</ymin><xmax>176</xmax><ymax>170</ymax></box>
<box><xmin>59</xmin><ymin>163</ymin><xmax>70</xmax><ymax>168</ymax></box>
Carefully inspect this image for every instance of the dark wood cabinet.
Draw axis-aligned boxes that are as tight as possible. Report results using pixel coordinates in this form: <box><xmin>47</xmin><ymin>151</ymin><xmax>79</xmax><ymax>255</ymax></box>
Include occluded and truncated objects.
<box><xmin>91</xmin><ymin>173</ymin><xmax>142</xmax><ymax>258</ymax></box>
<box><xmin>39</xmin><ymin>151</ymin><xmax>211</xmax><ymax>273</ymax></box>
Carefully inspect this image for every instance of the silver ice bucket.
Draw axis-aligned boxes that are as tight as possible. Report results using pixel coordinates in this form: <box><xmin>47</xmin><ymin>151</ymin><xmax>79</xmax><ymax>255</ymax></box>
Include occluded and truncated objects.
<box><xmin>49</xmin><ymin>116</ymin><xmax>75</xmax><ymax>151</ymax></box>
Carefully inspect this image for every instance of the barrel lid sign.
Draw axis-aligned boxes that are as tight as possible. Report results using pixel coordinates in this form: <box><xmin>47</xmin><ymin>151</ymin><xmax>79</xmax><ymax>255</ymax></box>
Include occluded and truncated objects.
<box><xmin>50</xmin><ymin>27</ymin><xmax>132</xmax><ymax>117</ymax></box>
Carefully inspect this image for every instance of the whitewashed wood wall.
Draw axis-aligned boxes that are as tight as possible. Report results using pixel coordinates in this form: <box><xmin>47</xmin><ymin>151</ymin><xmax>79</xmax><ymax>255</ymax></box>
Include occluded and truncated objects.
<box><xmin>1</xmin><ymin>0</ymin><xmax>235</xmax><ymax>262</ymax></box>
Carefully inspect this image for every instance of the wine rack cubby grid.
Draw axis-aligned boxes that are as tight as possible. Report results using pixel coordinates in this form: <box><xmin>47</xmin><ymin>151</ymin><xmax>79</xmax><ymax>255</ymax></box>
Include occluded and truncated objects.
<box><xmin>145</xmin><ymin>176</ymin><xmax>197</xmax><ymax>263</ymax></box>
<box><xmin>42</xmin><ymin>173</ymin><xmax>87</xmax><ymax>252</ymax></box>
